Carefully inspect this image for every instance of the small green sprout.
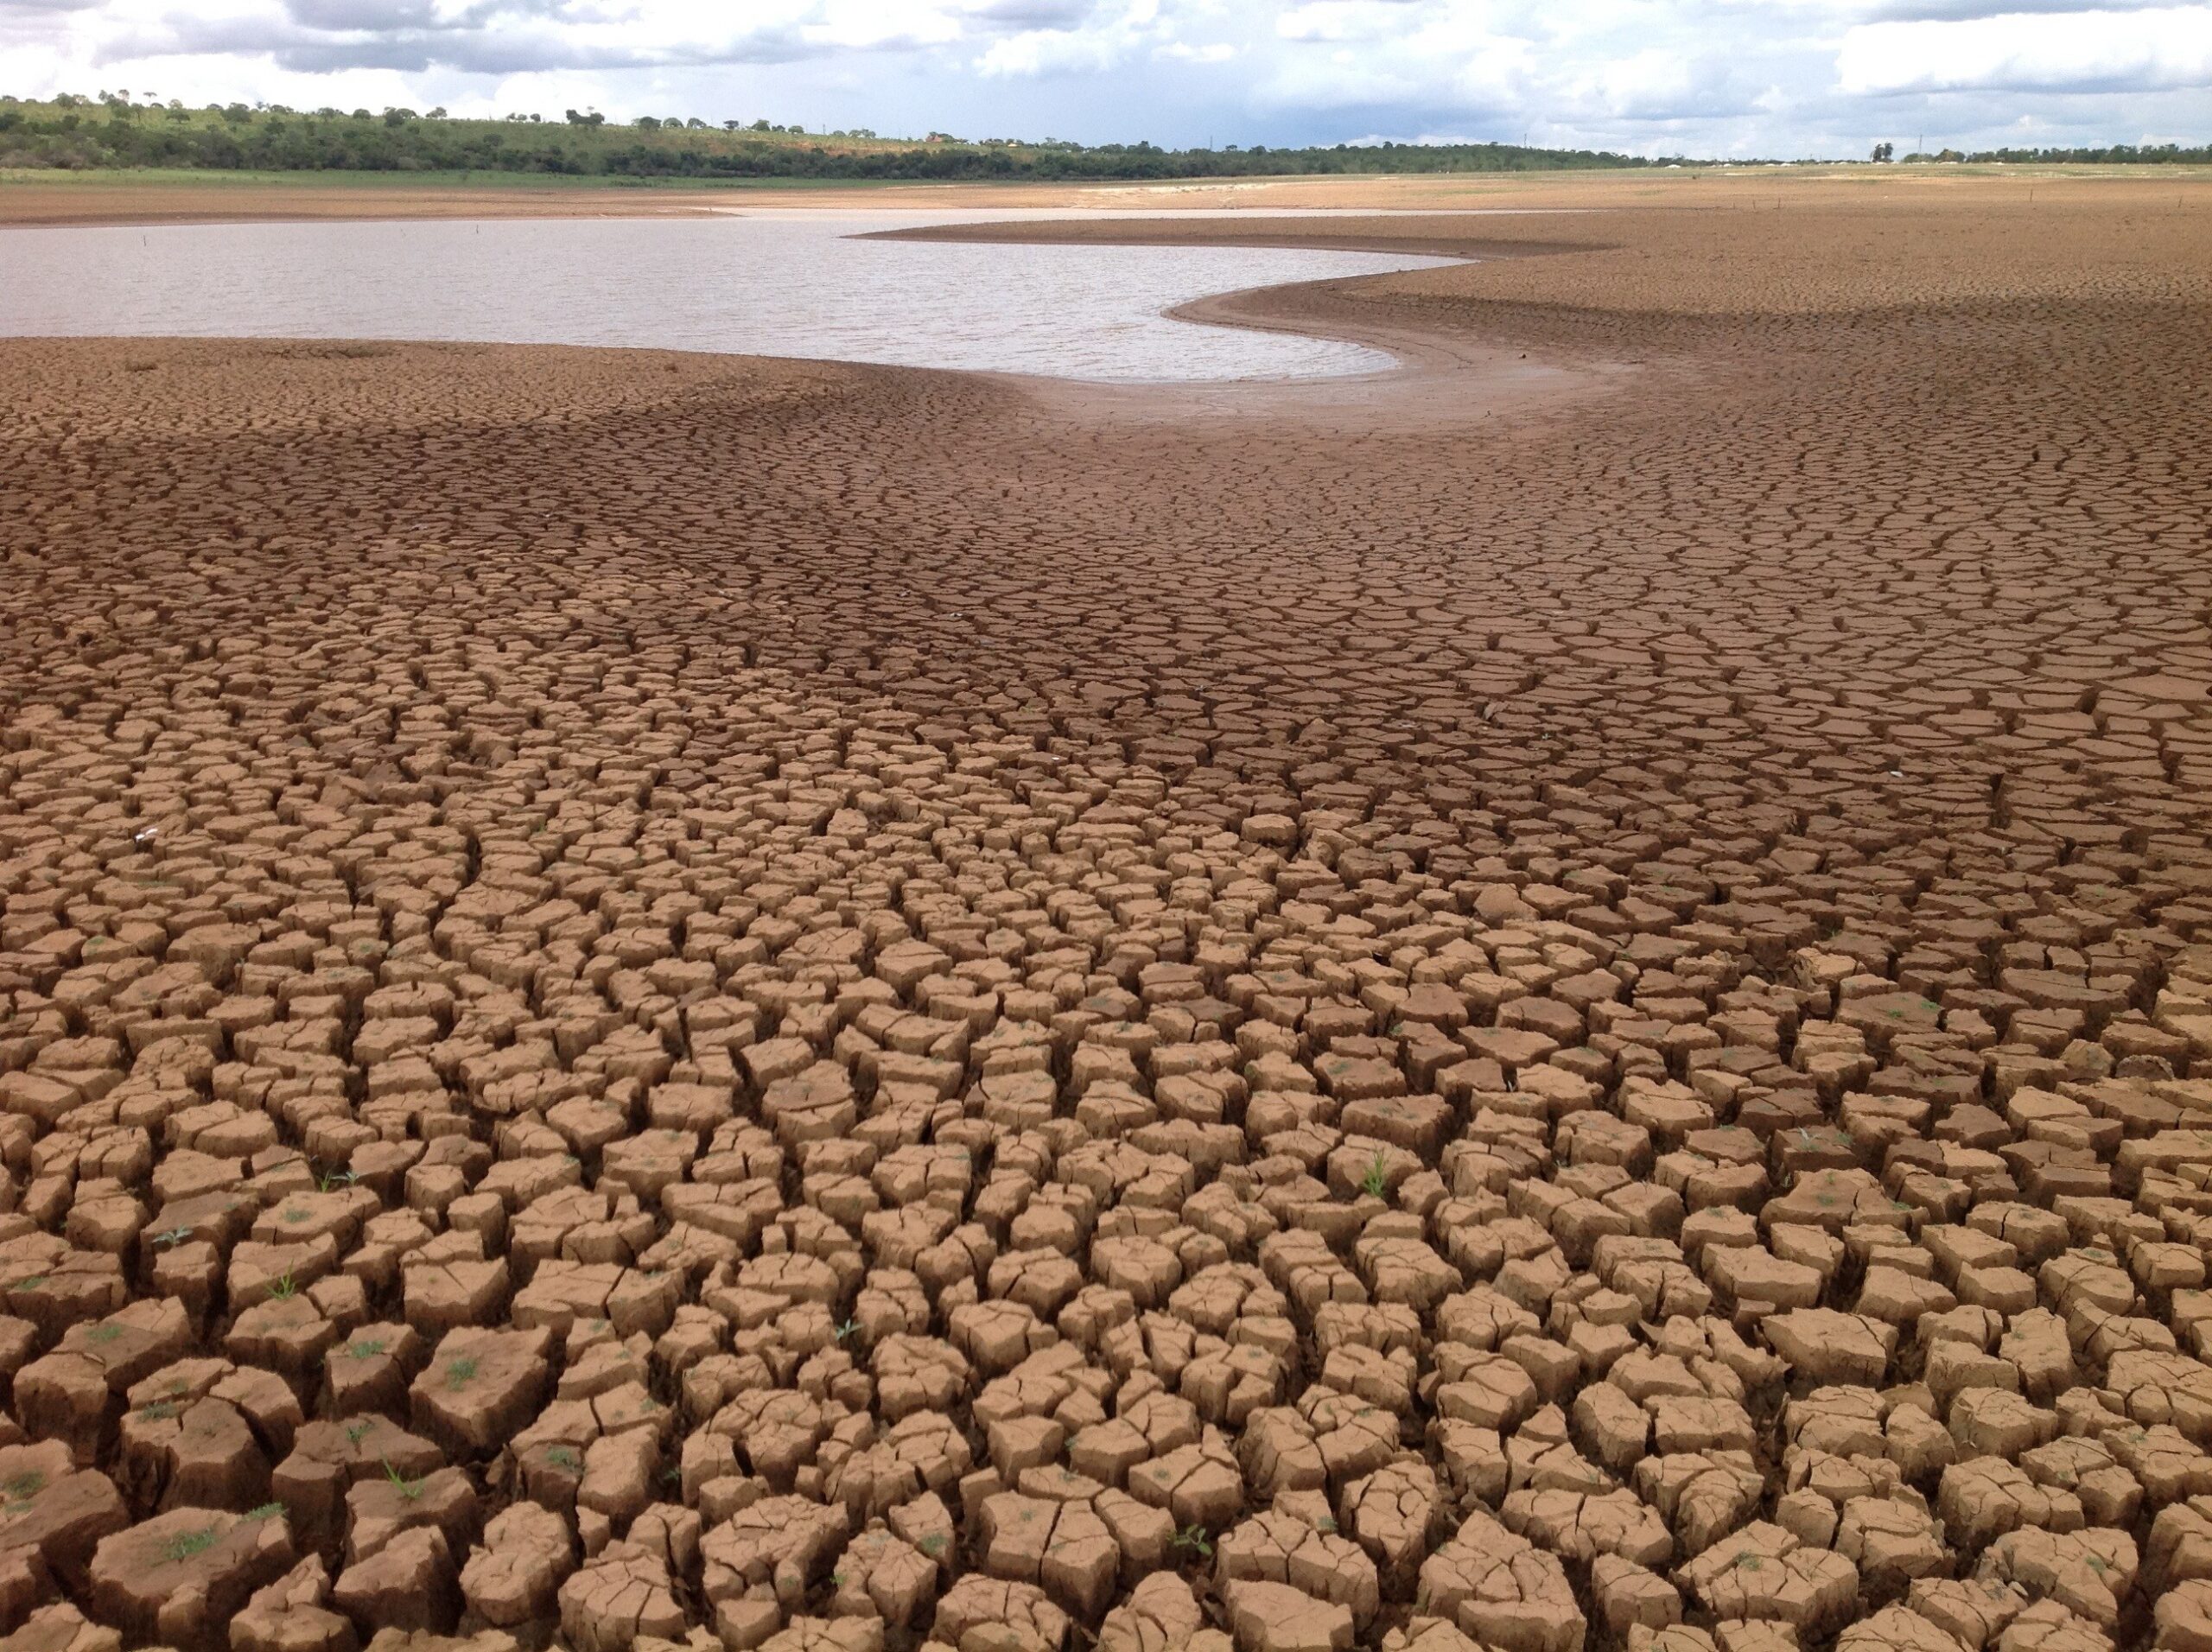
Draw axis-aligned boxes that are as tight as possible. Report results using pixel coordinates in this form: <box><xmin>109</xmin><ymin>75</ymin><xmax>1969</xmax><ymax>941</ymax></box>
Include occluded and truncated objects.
<box><xmin>152</xmin><ymin>1227</ymin><xmax>194</xmax><ymax>1249</ymax></box>
<box><xmin>1170</xmin><ymin>1523</ymin><xmax>1213</xmax><ymax>1560</ymax></box>
<box><xmin>443</xmin><ymin>1356</ymin><xmax>478</xmax><ymax>1388</ymax></box>
<box><xmin>834</xmin><ymin>1318</ymin><xmax>859</xmax><ymax>1343</ymax></box>
<box><xmin>343</xmin><ymin>1337</ymin><xmax>389</xmax><ymax>1360</ymax></box>
<box><xmin>266</xmin><ymin>1273</ymin><xmax>298</xmax><ymax>1299</ymax></box>
<box><xmin>380</xmin><ymin>1458</ymin><xmax>424</xmax><ymax>1503</ymax></box>
<box><xmin>245</xmin><ymin>1502</ymin><xmax>284</xmax><ymax>1521</ymax></box>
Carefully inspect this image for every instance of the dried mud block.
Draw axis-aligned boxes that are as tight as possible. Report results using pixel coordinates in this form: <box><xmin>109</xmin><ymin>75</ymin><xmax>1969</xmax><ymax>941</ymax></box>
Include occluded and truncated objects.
<box><xmin>459</xmin><ymin>1502</ymin><xmax>575</xmax><ymax>1633</ymax></box>
<box><xmin>1419</xmin><ymin>1509</ymin><xmax>1584</xmax><ymax>1652</ymax></box>
<box><xmin>1976</xmin><ymin>1528</ymin><xmax>2137</xmax><ymax>1632</ymax></box>
<box><xmin>1761</xmin><ymin>1311</ymin><xmax>1897</xmax><ymax>1387</ymax></box>
<box><xmin>826</xmin><ymin>1524</ymin><xmax>938</xmax><ymax>1628</ymax></box>
<box><xmin>0</xmin><ymin>1440</ymin><xmax>128</xmax><ymax>1604</ymax></box>
<box><xmin>752</xmin><ymin>1623</ymin><xmax>881</xmax><ymax>1652</ymax></box>
<box><xmin>408</xmin><ymin>1327</ymin><xmax>550</xmax><ymax>1458</ymax></box>
<box><xmin>929</xmin><ymin>1575</ymin><xmax>1070</xmax><ymax>1651</ymax></box>
<box><xmin>1096</xmin><ymin>1573</ymin><xmax>1205</xmax><ymax>1652</ymax></box>
<box><xmin>557</xmin><ymin>1541</ymin><xmax>687</xmax><ymax>1652</ymax></box>
<box><xmin>700</xmin><ymin>1497</ymin><xmax>851</xmax><ymax>1642</ymax></box>
<box><xmin>1215</xmin><ymin>1508</ymin><xmax>1378</xmax><ymax>1630</ymax></box>
<box><xmin>1675</xmin><ymin>1522</ymin><xmax>1859</xmax><ymax>1637</ymax></box>
<box><xmin>0</xmin><ymin>1605</ymin><xmax>120</xmax><ymax>1652</ymax></box>
<box><xmin>1219</xmin><ymin>1578</ymin><xmax>1355</xmax><ymax>1652</ymax></box>
<box><xmin>1835</xmin><ymin>1611</ymin><xmax>1966</xmax><ymax>1652</ymax></box>
<box><xmin>16</xmin><ymin>1298</ymin><xmax>192</xmax><ymax>1464</ymax></box>
<box><xmin>86</xmin><ymin>1506</ymin><xmax>295</xmax><ymax>1652</ymax></box>
<box><xmin>231</xmin><ymin>1556</ymin><xmax>357</xmax><ymax>1652</ymax></box>
<box><xmin>359</xmin><ymin>1633</ymin><xmax>519</xmax><ymax>1652</ymax></box>
<box><xmin>1995</xmin><ymin>1599</ymin><xmax>2113</xmax><ymax>1652</ymax></box>
<box><xmin>2158</xmin><ymin>1578</ymin><xmax>2212</xmax><ymax>1652</ymax></box>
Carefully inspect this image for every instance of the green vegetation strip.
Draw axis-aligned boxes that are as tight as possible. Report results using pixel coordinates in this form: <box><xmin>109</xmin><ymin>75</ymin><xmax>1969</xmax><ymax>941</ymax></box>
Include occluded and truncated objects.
<box><xmin>3</xmin><ymin>94</ymin><xmax>1676</xmax><ymax>180</ymax></box>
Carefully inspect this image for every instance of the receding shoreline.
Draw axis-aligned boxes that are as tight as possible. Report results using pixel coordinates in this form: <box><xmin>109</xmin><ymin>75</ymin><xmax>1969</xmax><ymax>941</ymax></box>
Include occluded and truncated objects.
<box><xmin>6</xmin><ymin>159</ymin><xmax>2203</xmax><ymax>228</ymax></box>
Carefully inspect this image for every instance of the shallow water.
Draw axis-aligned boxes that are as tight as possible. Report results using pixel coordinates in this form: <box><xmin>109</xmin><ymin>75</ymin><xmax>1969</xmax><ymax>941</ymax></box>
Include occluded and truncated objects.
<box><xmin>0</xmin><ymin>210</ymin><xmax>1459</xmax><ymax>383</ymax></box>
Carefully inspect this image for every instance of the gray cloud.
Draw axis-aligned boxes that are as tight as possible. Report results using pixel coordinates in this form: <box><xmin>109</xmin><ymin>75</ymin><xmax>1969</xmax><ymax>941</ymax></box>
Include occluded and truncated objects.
<box><xmin>134</xmin><ymin>4</ymin><xmax>830</xmax><ymax>74</ymax></box>
<box><xmin>282</xmin><ymin>0</ymin><xmax>442</xmax><ymax>29</ymax></box>
<box><xmin>966</xmin><ymin>0</ymin><xmax>1101</xmax><ymax>24</ymax></box>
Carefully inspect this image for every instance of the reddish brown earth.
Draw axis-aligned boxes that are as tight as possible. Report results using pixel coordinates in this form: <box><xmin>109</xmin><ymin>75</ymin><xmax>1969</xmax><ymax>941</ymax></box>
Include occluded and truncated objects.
<box><xmin>2</xmin><ymin>183</ymin><xmax>2212</xmax><ymax>1652</ymax></box>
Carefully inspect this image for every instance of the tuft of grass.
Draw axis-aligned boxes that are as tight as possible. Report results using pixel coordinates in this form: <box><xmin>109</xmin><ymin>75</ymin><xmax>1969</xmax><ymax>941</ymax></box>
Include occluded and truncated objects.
<box><xmin>245</xmin><ymin>1501</ymin><xmax>284</xmax><ymax>1521</ymax></box>
<box><xmin>1359</xmin><ymin>1149</ymin><xmax>1389</xmax><ymax>1199</ymax></box>
<box><xmin>163</xmin><ymin>1525</ymin><xmax>222</xmax><ymax>1563</ymax></box>
<box><xmin>2</xmin><ymin>1471</ymin><xmax>45</xmax><ymax>1503</ymax></box>
<box><xmin>834</xmin><ymin>1318</ymin><xmax>859</xmax><ymax>1343</ymax></box>
<box><xmin>918</xmin><ymin>1532</ymin><xmax>946</xmax><ymax>1556</ymax></box>
<box><xmin>343</xmin><ymin>1336</ymin><xmax>389</xmax><ymax>1360</ymax></box>
<box><xmin>266</xmin><ymin>1272</ymin><xmax>299</xmax><ymax>1300</ymax></box>
<box><xmin>443</xmin><ymin>1355</ymin><xmax>478</xmax><ymax>1388</ymax></box>
<box><xmin>544</xmin><ymin>1445</ymin><xmax>582</xmax><ymax>1472</ymax></box>
<box><xmin>152</xmin><ymin>1227</ymin><xmax>194</xmax><ymax>1249</ymax></box>
<box><xmin>380</xmin><ymin>1458</ymin><xmax>424</xmax><ymax>1503</ymax></box>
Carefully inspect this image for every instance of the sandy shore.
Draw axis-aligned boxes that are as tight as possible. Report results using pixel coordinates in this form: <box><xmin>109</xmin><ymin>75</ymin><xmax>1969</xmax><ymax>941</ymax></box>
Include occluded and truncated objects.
<box><xmin>6</xmin><ymin>160</ymin><xmax>2204</xmax><ymax>226</ymax></box>
<box><xmin>3</xmin><ymin>179</ymin><xmax>2212</xmax><ymax>1651</ymax></box>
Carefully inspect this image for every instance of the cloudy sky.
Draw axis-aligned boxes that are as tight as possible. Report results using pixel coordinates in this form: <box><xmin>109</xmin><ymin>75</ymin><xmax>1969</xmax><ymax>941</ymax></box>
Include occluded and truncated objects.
<box><xmin>7</xmin><ymin>0</ymin><xmax>2208</xmax><ymax>159</ymax></box>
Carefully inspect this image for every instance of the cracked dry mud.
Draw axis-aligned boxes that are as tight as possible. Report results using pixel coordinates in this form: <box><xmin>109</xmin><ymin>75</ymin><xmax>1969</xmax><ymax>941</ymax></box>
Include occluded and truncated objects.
<box><xmin>0</xmin><ymin>179</ymin><xmax>2209</xmax><ymax>1652</ymax></box>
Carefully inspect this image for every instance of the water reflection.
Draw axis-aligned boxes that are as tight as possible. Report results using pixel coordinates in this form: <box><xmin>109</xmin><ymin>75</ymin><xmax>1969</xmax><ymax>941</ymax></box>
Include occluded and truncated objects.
<box><xmin>0</xmin><ymin>210</ymin><xmax>1459</xmax><ymax>384</ymax></box>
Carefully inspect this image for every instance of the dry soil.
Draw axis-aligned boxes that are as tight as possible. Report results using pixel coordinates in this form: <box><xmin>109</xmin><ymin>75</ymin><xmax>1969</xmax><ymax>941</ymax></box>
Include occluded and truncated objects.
<box><xmin>1</xmin><ymin>177</ymin><xmax>2211</xmax><ymax>1652</ymax></box>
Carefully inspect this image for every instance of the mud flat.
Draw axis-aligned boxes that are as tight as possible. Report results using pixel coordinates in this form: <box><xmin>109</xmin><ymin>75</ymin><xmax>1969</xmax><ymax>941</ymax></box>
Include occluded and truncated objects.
<box><xmin>3</xmin><ymin>178</ymin><xmax>2212</xmax><ymax>1652</ymax></box>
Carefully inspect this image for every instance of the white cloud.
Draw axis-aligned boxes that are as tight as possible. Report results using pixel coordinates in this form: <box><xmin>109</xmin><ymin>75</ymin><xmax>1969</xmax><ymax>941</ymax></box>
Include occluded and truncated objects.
<box><xmin>1839</xmin><ymin>5</ymin><xmax>2212</xmax><ymax>92</ymax></box>
<box><xmin>1275</xmin><ymin>2</ymin><xmax>1423</xmax><ymax>44</ymax></box>
<box><xmin>975</xmin><ymin>26</ymin><xmax>1124</xmax><ymax>72</ymax></box>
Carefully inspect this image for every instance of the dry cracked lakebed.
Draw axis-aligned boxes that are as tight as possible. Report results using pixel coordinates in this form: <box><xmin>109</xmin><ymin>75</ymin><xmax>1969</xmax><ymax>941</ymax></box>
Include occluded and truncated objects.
<box><xmin>0</xmin><ymin>177</ymin><xmax>2210</xmax><ymax>1652</ymax></box>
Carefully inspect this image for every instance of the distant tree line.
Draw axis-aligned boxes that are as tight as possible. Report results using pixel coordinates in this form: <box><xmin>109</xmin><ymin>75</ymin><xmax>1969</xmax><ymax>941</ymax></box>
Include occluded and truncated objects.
<box><xmin>0</xmin><ymin>94</ymin><xmax>1664</xmax><ymax>179</ymax></box>
<box><xmin>10</xmin><ymin>96</ymin><xmax>2199</xmax><ymax>181</ymax></box>
<box><xmin>1925</xmin><ymin>143</ymin><xmax>2209</xmax><ymax>164</ymax></box>
<box><xmin>1872</xmin><ymin>139</ymin><xmax>2210</xmax><ymax>164</ymax></box>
